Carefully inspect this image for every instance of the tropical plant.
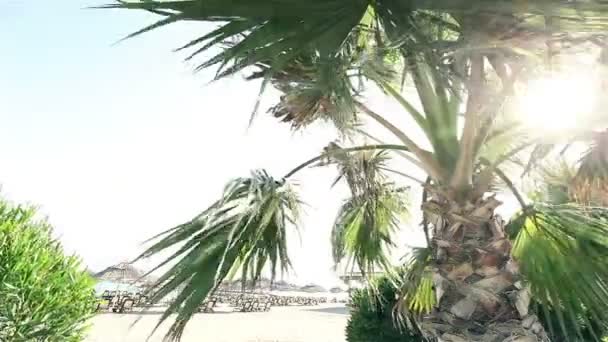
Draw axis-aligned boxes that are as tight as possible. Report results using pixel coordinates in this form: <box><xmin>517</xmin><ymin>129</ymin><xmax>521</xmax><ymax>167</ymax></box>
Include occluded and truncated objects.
<box><xmin>350</xmin><ymin>269</ymin><xmax>607</xmax><ymax>342</ymax></box>
<box><xmin>102</xmin><ymin>1</ymin><xmax>608</xmax><ymax>341</ymax></box>
<box><xmin>347</xmin><ymin>272</ymin><xmax>423</xmax><ymax>342</ymax></box>
<box><xmin>0</xmin><ymin>198</ymin><xmax>96</xmax><ymax>342</ymax></box>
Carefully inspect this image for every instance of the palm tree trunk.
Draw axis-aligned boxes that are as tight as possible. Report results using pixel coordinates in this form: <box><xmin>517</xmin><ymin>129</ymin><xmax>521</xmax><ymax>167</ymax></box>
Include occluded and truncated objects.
<box><xmin>422</xmin><ymin>194</ymin><xmax>549</xmax><ymax>342</ymax></box>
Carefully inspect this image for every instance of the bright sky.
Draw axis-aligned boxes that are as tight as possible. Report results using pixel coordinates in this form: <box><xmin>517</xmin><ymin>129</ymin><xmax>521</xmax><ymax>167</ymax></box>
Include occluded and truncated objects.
<box><xmin>0</xmin><ymin>1</ymin><xmax>432</xmax><ymax>287</ymax></box>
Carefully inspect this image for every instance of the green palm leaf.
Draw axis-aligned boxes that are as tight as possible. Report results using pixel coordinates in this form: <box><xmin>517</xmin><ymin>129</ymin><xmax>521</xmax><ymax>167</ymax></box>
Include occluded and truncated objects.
<box><xmin>134</xmin><ymin>170</ymin><xmax>301</xmax><ymax>341</ymax></box>
<box><xmin>396</xmin><ymin>247</ymin><xmax>435</xmax><ymax>315</ymax></box>
<box><xmin>328</xmin><ymin>149</ymin><xmax>410</xmax><ymax>275</ymax></box>
<box><xmin>510</xmin><ymin>204</ymin><xmax>608</xmax><ymax>341</ymax></box>
<box><xmin>332</xmin><ymin>187</ymin><xmax>409</xmax><ymax>274</ymax></box>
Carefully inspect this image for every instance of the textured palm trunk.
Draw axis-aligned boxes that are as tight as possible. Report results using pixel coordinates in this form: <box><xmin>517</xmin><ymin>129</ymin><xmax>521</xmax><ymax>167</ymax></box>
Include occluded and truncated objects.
<box><xmin>421</xmin><ymin>194</ymin><xmax>549</xmax><ymax>342</ymax></box>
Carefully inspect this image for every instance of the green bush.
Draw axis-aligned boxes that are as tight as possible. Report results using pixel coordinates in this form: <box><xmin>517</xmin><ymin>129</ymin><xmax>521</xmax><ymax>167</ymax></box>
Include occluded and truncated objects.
<box><xmin>347</xmin><ymin>274</ymin><xmax>607</xmax><ymax>342</ymax></box>
<box><xmin>346</xmin><ymin>276</ymin><xmax>423</xmax><ymax>342</ymax></box>
<box><xmin>0</xmin><ymin>200</ymin><xmax>96</xmax><ymax>341</ymax></box>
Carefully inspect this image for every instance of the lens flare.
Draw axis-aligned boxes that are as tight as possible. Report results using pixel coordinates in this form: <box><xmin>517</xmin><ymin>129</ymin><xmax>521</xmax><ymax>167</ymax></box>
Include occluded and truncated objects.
<box><xmin>516</xmin><ymin>72</ymin><xmax>598</xmax><ymax>133</ymax></box>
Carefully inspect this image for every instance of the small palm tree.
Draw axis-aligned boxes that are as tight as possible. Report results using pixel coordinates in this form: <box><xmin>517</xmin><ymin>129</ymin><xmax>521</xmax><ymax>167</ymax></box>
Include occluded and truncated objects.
<box><xmin>101</xmin><ymin>1</ymin><xmax>608</xmax><ymax>341</ymax></box>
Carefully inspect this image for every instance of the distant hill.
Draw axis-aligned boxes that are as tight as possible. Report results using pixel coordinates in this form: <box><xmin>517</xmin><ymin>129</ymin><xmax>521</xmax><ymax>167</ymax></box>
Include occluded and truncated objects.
<box><xmin>299</xmin><ymin>284</ymin><xmax>327</xmax><ymax>293</ymax></box>
<box><xmin>218</xmin><ymin>278</ymin><xmax>300</xmax><ymax>292</ymax></box>
<box><xmin>329</xmin><ymin>287</ymin><xmax>344</xmax><ymax>293</ymax></box>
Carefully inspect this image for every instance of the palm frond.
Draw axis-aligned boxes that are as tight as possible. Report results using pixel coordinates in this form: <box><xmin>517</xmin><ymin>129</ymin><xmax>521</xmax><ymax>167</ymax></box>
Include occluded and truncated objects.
<box><xmin>523</xmin><ymin>132</ymin><xmax>608</xmax><ymax>206</ymax></box>
<box><xmin>249</xmin><ymin>41</ymin><xmax>399</xmax><ymax>131</ymax></box>
<box><xmin>329</xmin><ymin>147</ymin><xmax>392</xmax><ymax>195</ymax></box>
<box><xmin>327</xmin><ymin>148</ymin><xmax>410</xmax><ymax>274</ymax></box>
<box><xmin>572</xmin><ymin>130</ymin><xmax>608</xmax><ymax>205</ymax></box>
<box><xmin>134</xmin><ymin>170</ymin><xmax>300</xmax><ymax>341</ymax></box>
<box><xmin>393</xmin><ymin>247</ymin><xmax>435</xmax><ymax>330</ymax></box>
<box><xmin>331</xmin><ymin>186</ymin><xmax>409</xmax><ymax>274</ymax></box>
<box><xmin>105</xmin><ymin>0</ymin><xmax>374</xmax><ymax>131</ymax></box>
<box><xmin>524</xmin><ymin>158</ymin><xmax>576</xmax><ymax>205</ymax></box>
<box><xmin>510</xmin><ymin>204</ymin><xmax>608</xmax><ymax>341</ymax></box>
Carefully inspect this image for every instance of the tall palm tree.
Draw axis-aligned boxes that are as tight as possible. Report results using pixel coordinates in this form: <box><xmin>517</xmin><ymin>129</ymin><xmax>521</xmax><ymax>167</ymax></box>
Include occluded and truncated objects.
<box><xmin>101</xmin><ymin>1</ymin><xmax>608</xmax><ymax>341</ymax></box>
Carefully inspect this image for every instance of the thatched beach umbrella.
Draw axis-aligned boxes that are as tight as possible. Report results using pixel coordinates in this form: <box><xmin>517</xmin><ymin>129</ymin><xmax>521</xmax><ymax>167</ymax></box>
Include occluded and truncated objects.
<box><xmin>92</xmin><ymin>261</ymin><xmax>160</xmax><ymax>294</ymax></box>
<box><xmin>93</xmin><ymin>261</ymin><xmax>144</xmax><ymax>284</ymax></box>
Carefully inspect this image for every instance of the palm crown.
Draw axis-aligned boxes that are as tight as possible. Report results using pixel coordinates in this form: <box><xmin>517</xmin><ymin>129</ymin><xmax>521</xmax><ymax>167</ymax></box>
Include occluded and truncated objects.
<box><xmin>102</xmin><ymin>1</ymin><xmax>608</xmax><ymax>341</ymax></box>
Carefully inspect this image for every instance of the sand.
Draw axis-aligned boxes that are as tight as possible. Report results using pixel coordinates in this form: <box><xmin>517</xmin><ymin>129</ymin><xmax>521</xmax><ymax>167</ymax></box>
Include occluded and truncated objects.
<box><xmin>85</xmin><ymin>303</ymin><xmax>349</xmax><ymax>342</ymax></box>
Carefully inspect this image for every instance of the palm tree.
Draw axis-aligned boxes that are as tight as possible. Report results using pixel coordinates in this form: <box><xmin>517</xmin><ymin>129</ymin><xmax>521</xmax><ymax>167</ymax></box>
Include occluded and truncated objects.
<box><xmin>101</xmin><ymin>1</ymin><xmax>608</xmax><ymax>341</ymax></box>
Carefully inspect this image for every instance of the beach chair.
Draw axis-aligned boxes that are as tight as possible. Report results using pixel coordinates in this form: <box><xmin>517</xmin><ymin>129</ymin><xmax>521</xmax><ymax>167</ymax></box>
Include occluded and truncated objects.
<box><xmin>232</xmin><ymin>301</ymin><xmax>242</xmax><ymax>312</ymax></box>
<box><xmin>261</xmin><ymin>301</ymin><xmax>272</xmax><ymax>312</ymax></box>
<box><xmin>199</xmin><ymin>298</ymin><xmax>216</xmax><ymax>313</ymax></box>
<box><xmin>233</xmin><ymin>297</ymin><xmax>243</xmax><ymax>307</ymax></box>
<box><xmin>138</xmin><ymin>295</ymin><xmax>149</xmax><ymax>306</ymax></box>
<box><xmin>119</xmin><ymin>298</ymin><xmax>135</xmax><ymax>313</ymax></box>
<box><xmin>132</xmin><ymin>293</ymin><xmax>141</xmax><ymax>305</ymax></box>
<box><xmin>250</xmin><ymin>300</ymin><xmax>260</xmax><ymax>312</ymax></box>
<box><xmin>109</xmin><ymin>295</ymin><xmax>121</xmax><ymax>312</ymax></box>
<box><xmin>234</xmin><ymin>300</ymin><xmax>253</xmax><ymax>312</ymax></box>
<box><xmin>198</xmin><ymin>300</ymin><xmax>208</xmax><ymax>312</ymax></box>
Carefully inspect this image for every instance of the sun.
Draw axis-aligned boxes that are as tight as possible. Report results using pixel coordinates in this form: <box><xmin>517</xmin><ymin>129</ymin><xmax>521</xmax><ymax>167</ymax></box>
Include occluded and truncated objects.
<box><xmin>515</xmin><ymin>72</ymin><xmax>598</xmax><ymax>134</ymax></box>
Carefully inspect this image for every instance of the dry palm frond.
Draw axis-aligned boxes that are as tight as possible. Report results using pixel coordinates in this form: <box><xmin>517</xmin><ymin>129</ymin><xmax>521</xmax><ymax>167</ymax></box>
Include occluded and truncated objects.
<box><xmin>572</xmin><ymin>130</ymin><xmax>608</xmax><ymax>205</ymax></box>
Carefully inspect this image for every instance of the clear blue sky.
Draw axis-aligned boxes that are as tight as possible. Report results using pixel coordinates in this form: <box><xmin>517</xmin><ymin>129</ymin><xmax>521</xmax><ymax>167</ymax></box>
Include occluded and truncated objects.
<box><xmin>0</xmin><ymin>1</ymin><xmax>428</xmax><ymax>287</ymax></box>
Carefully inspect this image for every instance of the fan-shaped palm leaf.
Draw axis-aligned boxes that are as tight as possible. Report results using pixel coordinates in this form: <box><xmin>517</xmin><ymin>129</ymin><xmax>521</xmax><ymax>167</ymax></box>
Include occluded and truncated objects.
<box><xmin>133</xmin><ymin>170</ymin><xmax>301</xmax><ymax>341</ymax></box>
<box><xmin>509</xmin><ymin>204</ymin><xmax>608</xmax><ymax>341</ymax></box>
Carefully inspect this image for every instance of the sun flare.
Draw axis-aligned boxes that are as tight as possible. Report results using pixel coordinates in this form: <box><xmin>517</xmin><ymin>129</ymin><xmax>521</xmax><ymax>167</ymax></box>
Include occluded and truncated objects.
<box><xmin>516</xmin><ymin>72</ymin><xmax>598</xmax><ymax>133</ymax></box>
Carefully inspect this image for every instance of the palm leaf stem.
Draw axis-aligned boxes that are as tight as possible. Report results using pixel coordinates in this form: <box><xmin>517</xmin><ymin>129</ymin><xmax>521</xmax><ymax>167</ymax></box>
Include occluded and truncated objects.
<box><xmin>354</xmin><ymin>128</ymin><xmax>426</xmax><ymax>169</ymax></box>
<box><xmin>451</xmin><ymin>52</ymin><xmax>484</xmax><ymax>189</ymax></box>
<box><xmin>421</xmin><ymin>177</ymin><xmax>432</xmax><ymax>247</ymax></box>
<box><xmin>377</xmin><ymin>166</ymin><xmax>425</xmax><ymax>185</ymax></box>
<box><xmin>480</xmin><ymin>158</ymin><xmax>530</xmax><ymax>213</ymax></box>
<box><xmin>283</xmin><ymin>144</ymin><xmax>411</xmax><ymax>179</ymax></box>
<box><xmin>355</xmin><ymin>102</ymin><xmax>444</xmax><ymax>181</ymax></box>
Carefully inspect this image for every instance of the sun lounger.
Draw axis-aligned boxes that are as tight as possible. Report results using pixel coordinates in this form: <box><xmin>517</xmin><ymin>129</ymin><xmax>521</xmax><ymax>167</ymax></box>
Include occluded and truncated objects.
<box><xmin>199</xmin><ymin>298</ymin><xmax>217</xmax><ymax>313</ymax></box>
<box><xmin>251</xmin><ymin>301</ymin><xmax>261</xmax><ymax>312</ymax></box>
<box><xmin>109</xmin><ymin>295</ymin><xmax>121</xmax><ymax>312</ymax></box>
<box><xmin>261</xmin><ymin>301</ymin><xmax>272</xmax><ymax>312</ymax></box>
<box><xmin>119</xmin><ymin>298</ymin><xmax>135</xmax><ymax>313</ymax></box>
<box><xmin>234</xmin><ymin>300</ymin><xmax>253</xmax><ymax>312</ymax></box>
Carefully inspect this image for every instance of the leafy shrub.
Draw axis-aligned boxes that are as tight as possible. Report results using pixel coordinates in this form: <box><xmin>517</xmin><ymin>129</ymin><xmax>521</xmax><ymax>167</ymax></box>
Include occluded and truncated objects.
<box><xmin>0</xmin><ymin>200</ymin><xmax>96</xmax><ymax>341</ymax></box>
<box><xmin>346</xmin><ymin>276</ymin><xmax>423</xmax><ymax>342</ymax></box>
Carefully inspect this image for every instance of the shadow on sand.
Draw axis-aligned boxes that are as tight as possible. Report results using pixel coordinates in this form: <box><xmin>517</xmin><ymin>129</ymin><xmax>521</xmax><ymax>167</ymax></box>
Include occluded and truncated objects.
<box><xmin>304</xmin><ymin>306</ymin><xmax>349</xmax><ymax>315</ymax></box>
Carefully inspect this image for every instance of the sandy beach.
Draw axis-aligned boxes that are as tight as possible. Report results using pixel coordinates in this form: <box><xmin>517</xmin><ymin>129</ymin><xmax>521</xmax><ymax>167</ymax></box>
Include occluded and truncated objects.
<box><xmin>85</xmin><ymin>303</ymin><xmax>349</xmax><ymax>342</ymax></box>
